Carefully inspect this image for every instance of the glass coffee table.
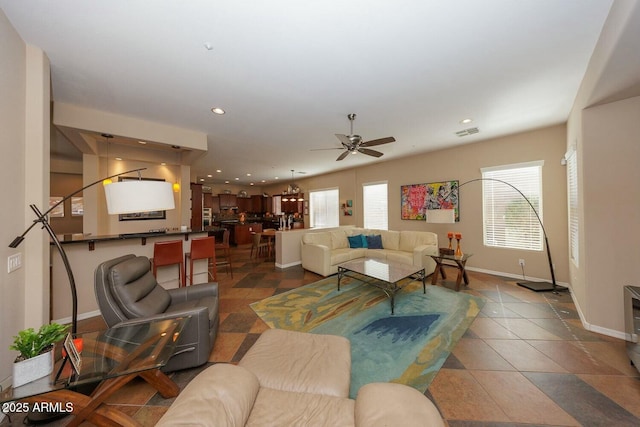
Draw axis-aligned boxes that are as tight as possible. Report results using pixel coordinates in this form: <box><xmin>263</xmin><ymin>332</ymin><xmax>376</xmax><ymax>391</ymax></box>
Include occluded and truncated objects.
<box><xmin>337</xmin><ymin>258</ymin><xmax>426</xmax><ymax>314</ymax></box>
<box><xmin>1</xmin><ymin>316</ymin><xmax>189</xmax><ymax>427</ymax></box>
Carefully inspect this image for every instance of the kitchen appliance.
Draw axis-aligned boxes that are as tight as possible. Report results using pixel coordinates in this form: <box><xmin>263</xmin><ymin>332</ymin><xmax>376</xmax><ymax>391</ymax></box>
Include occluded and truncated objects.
<box><xmin>203</xmin><ymin>208</ymin><xmax>212</xmax><ymax>227</ymax></box>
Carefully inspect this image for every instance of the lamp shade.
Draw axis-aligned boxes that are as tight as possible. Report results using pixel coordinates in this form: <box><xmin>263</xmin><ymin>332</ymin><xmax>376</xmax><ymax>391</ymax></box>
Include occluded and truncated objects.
<box><xmin>104</xmin><ymin>180</ymin><xmax>175</xmax><ymax>214</ymax></box>
<box><xmin>425</xmin><ymin>209</ymin><xmax>455</xmax><ymax>223</ymax></box>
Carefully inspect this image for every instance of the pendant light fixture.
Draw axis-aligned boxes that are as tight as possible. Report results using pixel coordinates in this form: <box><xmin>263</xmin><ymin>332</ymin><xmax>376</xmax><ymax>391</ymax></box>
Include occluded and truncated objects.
<box><xmin>172</xmin><ymin>146</ymin><xmax>181</xmax><ymax>192</ymax></box>
<box><xmin>282</xmin><ymin>170</ymin><xmax>304</xmax><ymax>202</ymax></box>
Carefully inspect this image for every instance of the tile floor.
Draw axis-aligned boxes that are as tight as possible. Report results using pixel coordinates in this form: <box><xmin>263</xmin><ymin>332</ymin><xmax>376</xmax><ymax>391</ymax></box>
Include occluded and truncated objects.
<box><xmin>3</xmin><ymin>246</ymin><xmax>640</xmax><ymax>426</ymax></box>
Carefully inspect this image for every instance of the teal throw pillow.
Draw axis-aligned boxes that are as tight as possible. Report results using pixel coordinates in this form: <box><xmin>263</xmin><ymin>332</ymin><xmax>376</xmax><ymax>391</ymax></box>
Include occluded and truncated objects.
<box><xmin>366</xmin><ymin>234</ymin><xmax>383</xmax><ymax>249</ymax></box>
<box><xmin>348</xmin><ymin>234</ymin><xmax>366</xmax><ymax>248</ymax></box>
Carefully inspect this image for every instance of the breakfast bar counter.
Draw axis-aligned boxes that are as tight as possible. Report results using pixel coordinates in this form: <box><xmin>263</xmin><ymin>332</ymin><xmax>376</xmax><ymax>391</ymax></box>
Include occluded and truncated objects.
<box><xmin>50</xmin><ymin>230</ymin><xmax>209</xmax><ymax>324</ymax></box>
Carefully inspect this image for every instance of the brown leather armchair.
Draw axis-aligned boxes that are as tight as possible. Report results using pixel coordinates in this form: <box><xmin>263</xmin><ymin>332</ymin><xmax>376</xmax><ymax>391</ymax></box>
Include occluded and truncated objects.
<box><xmin>94</xmin><ymin>254</ymin><xmax>218</xmax><ymax>372</ymax></box>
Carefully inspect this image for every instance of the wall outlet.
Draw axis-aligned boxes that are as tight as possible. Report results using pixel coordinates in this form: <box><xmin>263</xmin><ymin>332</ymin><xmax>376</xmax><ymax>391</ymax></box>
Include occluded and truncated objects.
<box><xmin>8</xmin><ymin>252</ymin><xmax>22</xmax><ymax>273</ymax></box>
<box><xmin>518</xmin><ymin>258</ymin><xmax>525</xmax><ymax>267</ymax></box>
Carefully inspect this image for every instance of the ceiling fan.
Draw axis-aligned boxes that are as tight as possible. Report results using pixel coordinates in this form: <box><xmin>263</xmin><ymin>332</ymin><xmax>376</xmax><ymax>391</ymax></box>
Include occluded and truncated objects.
<box><xmin>312</xmin><ymin>113</ymin><xmax>395</xmax><ymax>161</ymax></box>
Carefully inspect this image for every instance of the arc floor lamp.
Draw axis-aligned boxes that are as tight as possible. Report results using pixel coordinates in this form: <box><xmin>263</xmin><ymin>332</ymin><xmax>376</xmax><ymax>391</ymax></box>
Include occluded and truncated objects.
<box><xmin>426</xmin><ymin>178</ymin><xmax>567</xmax><ymax>294</ymax></box>
<box><xmin>9</xmin><ymin>168</ymin><xmax>176</xmax><ymax>334</ymax></box>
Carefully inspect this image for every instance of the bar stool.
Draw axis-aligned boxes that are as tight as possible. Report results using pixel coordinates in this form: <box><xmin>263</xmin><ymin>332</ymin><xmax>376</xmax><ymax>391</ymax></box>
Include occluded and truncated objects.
<box><xmin>215</xmin><ymin>229</ymin><xmax>233</xmax><ymax>278</ymax></box>
<box><xmin>152</xmin><ymin>240</ymin><xmax>185</xmax><ymax>287</ymax></box>
<box><xmin>185</xmin><ymin>236</ymin><xmax>218</xmax><ymax>285</ymax></box>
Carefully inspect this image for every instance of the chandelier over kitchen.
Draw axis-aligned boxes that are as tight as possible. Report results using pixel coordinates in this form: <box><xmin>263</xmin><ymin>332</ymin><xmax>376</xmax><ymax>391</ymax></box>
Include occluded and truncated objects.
<box><xmin>282</xmin><ymin>170</ymin><xmax>304</xmax><ymax>202</ymax></box>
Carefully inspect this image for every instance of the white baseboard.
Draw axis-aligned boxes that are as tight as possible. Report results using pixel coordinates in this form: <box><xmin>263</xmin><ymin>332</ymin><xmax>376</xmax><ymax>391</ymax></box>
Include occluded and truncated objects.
<box><xmin>465</xmin><ymin>266</ymin><xmax>628</xmax><ymax>340</ymax></box>
<box><xmin>52</xmin><ymin>309</ymin><xmax>102</xmax><ymax>326</ymax></box>
<box><xmin>275</xmin><ymin>261</ymin><xmax>302</xmax><ymax>269</ymax></box>
<box><xmin>464</xmin><ymin>265</ymin><xmax>571</xmax><ymax>288</ymax></box>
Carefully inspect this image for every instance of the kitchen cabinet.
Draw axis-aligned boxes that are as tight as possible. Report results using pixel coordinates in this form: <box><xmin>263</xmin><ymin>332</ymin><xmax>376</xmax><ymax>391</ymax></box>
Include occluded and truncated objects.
<box><xmin>251</xmin><ymin>195</ymin><xmax>272</xmax><ymax>214</ymax></box>
<box><xmin>203</xmin><ymin>193</ymin><xmax>213</xmax><ymax>208</ymax></box>
<box><xmin>234</xmin><ymin>223</ymin><xmax>262</xmax><ymax>245</ymax></box>
<box><xmin>237</xmin><ymin>197</ymin><xmax>252</xmax><ymax>212</ymax></box>
<box><xmin>211</xmin><ymin>196</ymin><xmax>220</xmax><ymax>214</ymax></box>
<box><xmin>191</xmin><ymin>183</ymin><xmax>203</xmax><ymax>230</ymax></box>
<box><xmin>281</xmin><ymin>193</ymin><xmax>304</xmax><ymax>214</ymax></box>
<box><xmin>219</xmin><ymin>193</ymin><xmax>237</xmax><ymax>209</ymax></box>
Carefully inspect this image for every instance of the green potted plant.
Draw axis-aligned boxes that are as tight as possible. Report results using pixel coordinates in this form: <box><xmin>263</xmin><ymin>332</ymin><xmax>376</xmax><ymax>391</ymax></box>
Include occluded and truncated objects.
<box><xmin>10</xmin><ymin>322</ymin><xmax>68</xmax><ymax>387</ymax></box>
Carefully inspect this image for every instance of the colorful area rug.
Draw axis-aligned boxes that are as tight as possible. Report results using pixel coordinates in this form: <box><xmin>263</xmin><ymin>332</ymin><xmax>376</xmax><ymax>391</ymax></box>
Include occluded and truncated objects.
<box><xmin>250</xmin><ymin>275</ymin><xmax>484</xmax><ymax>397</ymax></box>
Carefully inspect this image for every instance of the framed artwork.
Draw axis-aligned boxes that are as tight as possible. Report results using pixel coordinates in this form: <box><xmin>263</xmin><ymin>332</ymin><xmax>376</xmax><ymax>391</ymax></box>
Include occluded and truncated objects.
<box><xmin>118</xmin><ymin>177</ymin><xmax>167</xmax><ymax>221</ymax></box>
<box><xmin>49</xmin><ymin>197</ymin><xmax>64</xmax><ymax>218</ymax></box>
<box><xmin>401</xmin><ymin>180</ymin><xmax>459</xmax><ymax>221</ymax></box>
<box><xmin>71</xmin><ymin>197</ymin><xmax>84</xmax><ymax>216</ymax></box>
<box><xmin>342</xmin><ymin>201</ymin><xmax>353</xmax><ymax>216</ymax></box>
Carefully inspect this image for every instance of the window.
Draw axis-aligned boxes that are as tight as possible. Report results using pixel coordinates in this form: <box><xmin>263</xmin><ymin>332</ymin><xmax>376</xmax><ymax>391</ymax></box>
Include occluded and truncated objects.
<box><xmin>272</xmin><ymin>195</ymin><xmax>282</xmax><ymax>216</ymax></box>
<box><xmin>363</xmin><ymin>181</ymin><xmax>388</xmax><ymax>230</ymax></box>
<box><xmin>481</xmin><ymin>161</ymin><xmax>544</xmax><ymax>251</ymax></box>
<box><xmin>309</xmin><ymin>188</ymin><xmax>339</xmax><ymax>228</ymax></box>
<box><xmin>566</xmin><ymin>148</ymin><xmax>579</xmax><ymax>266</ymax></box>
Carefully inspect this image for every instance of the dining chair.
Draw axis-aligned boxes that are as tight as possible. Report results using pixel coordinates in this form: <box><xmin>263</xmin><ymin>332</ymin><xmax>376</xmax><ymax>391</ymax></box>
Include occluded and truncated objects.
<box><xmin>250</xmin><ymin>232</ymin><xmax>269</xmax><ymax>259</ymax></box>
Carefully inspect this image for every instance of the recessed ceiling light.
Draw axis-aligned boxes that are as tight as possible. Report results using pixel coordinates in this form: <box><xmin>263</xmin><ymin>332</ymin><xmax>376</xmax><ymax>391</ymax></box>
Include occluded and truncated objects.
<box><xmin>138</xmin><ymin>140</ymin><xmax>147</xmax><ymax>145</ymax></box>
<box><xmin>460</xmin><ymin>118</ymin><xmax>473</xmax><ymax>124</ymax></box>
<box><xmin>160</xmin><ymin>162</ymin><xmax>167</xmax><ymax>166</ymax></box>
<box><xmin>224</xmin><ymin>180</ymin><xmax>230</xmax><ymax>184</ymax></box>
<box><xmin>207</xmin><ymin>174</ymin><xmax>212</xmax><ymax>178</ymax></box>
<box><xmin>115</xmin><ymin>157</ymin><xmax>123</xmax><ymax>161</ymax></box>
<box><xmin>275</xmin><ymin>177</ymin><xmax>279</xmax><ymax>180</ymax></box>
<box><xmin>216</xmin><ymin>169</ymin><xmax>222</xmax><ymax>173</ymax></box>
<box><xmin>250</xmin><ymin>183</ymin><xmax>254</xmax><ymax>186</ymax></box>
<box><xmin>211</xmin><ymin>107</ymin><xmax>225</xmax><ymax>115</ymax></box>
<box><xmin>199</xmin><ymin>178</ymin><xmax>204</xmax><ymax>182</ymax></box>
<box><xmin>234</xmin><ymin>177</ymin><xmax>239</xmax><ymax>181</ymax></box>
<box><xmin>246</xmin><ymin>173</ymin><xmax>251</xmax><ymax>177</ymax></box>
<box><xmin>261</xmin><ymin>180</ymin><xmax>266</xmax><ymax>183</ymax></box>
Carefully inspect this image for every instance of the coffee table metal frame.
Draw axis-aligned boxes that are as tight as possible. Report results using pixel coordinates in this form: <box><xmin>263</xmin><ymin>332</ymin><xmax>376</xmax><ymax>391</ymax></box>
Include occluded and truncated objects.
<box><xmin>1</xmin><ymin>316</ymin><xmax>189</xmax><ymax>427</ymax></box>
<box><xmin>337</xmin><ymin>258</ymin><xmax>425</xmax><ymax>314</ymax></box>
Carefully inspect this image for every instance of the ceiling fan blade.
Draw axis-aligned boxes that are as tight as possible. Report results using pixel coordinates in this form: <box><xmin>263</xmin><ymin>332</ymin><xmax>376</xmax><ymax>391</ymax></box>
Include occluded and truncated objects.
<box><xmin>360</xmin><ymin>136</ymin><xmax>395</xmax><ymax>147</ymax></box>
<box><xmin>310</xmin><ymin>147</ymin><xmax>345</xmax><ymax>151</ymax></box>
<box><xmin>358</xmin><ymin>148</ymin><xmax>384</xmax><ymax>158</ymax></box>
<box><xmin>335</xmin><ymin>134</ymin><xmax>352</xmax><ymax>146</ymax></box>
<box><xmin>336</xmin><ymin>151</ymin><xmax>350</xmax><ymax>161</ymax></box>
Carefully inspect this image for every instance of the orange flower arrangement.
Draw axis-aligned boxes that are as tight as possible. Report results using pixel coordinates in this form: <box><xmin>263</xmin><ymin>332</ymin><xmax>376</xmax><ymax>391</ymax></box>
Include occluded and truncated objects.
<box><xmin>447</xmin><ymin>232</ymin><xmax>454</xmax><ymax>239</ymax></box>
<box><xmin>455</xmin><ymin>232</ymin><xmax>462</xmax><ymax>240</ymax></box>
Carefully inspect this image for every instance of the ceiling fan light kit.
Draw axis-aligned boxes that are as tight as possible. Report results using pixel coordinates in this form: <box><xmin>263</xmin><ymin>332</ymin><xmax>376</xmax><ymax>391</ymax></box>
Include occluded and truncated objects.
<box><xmin>311</xmin><ymin>113</ymin><xmax>396</xmax><ymax>161</ymax></box>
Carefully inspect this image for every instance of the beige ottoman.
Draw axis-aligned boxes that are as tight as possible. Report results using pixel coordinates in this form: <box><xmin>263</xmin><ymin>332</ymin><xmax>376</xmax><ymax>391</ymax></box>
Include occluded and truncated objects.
<box><xmin>238</xmin><ymin>328</ymin><xmax>351</xmax><ymax>398</ymax></box>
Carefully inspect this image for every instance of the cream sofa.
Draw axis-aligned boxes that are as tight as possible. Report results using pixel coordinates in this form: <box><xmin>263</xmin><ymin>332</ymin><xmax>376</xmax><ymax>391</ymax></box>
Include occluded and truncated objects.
<box><xmin>157</xmin><ymin>329</ymin><xmax>444</xmax><ymax>427</ymax></box>
<box><xmin>301</xmin><ymin>227</ymin><xmax>438</xmax><ymax>277</ymax></box>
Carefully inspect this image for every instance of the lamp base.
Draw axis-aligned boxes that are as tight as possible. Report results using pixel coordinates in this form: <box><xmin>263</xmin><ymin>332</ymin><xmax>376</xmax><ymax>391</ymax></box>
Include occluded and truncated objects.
<box><xmin>517</xmin><ymin>280</ymin><xmax>567</xmax><ymax>293</ymax></box>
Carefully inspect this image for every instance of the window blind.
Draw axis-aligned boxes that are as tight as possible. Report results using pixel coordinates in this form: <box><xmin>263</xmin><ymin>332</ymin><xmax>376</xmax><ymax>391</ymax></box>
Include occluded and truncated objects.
<box><xmin>363</xmin><ymin>182</ymin><xmax>388</xmax><ymax>230</ymax></box>
<box><xmin>481</xmin><ymin>162</ymin><xmax>544</xmax><ymax>251</ymax></box>
<box><xmin>309</xmin><ymin>188</ymin><xmax>339</xmax><ymax>229</ymax></box>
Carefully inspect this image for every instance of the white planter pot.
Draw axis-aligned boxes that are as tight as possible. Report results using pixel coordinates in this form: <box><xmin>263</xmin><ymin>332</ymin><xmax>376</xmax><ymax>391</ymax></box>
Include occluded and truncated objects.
<box><xmin>12</xmin><ymin>350</ymin><xmax>54</xmax><ymax>388</ymax></box>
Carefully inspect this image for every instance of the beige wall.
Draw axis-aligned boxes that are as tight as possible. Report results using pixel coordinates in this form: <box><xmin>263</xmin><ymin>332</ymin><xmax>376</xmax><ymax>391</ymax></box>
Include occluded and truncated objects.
<box><xmin>267</xmin><ymin>124</ymin><xmax>569</xmax><ymax>283</ymax></box>
<box><xmin>0</xmin><ymin>12</ymin><xmax>51</xmax><ymax>387</ymax></box>
<box><xmin>580</xmin><ymin>97</ymin><xmax>640</xmax><ymax>334</ymax></box>
<box><xmin>566</xmin><ymin>0</ymin><xmax>640</xmax><ymax>337</ymax></box>
<box><xmin>0</xmin><ymin>9</ymin><xmax>27</xmax><ymax>387</ymax></box>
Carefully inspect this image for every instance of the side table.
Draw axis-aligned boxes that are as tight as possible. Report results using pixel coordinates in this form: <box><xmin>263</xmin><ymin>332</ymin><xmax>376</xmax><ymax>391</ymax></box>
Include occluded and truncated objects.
<box><xmin>2</xmin><ymin>316</ymin><xmax>189</xmax><ymax>427</ymax></box>
<box><xmin>430</xmin><ymin>252</ymin><xmax>473</xmax><ymax>291</ymax></box>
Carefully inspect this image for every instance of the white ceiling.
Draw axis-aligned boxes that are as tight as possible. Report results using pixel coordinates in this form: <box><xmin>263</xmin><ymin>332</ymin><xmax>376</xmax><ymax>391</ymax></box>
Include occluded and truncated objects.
<box><xmin>1</xmin><ymin>0</ymin><xmax>615</xmax><ymax>186</ymax></box>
